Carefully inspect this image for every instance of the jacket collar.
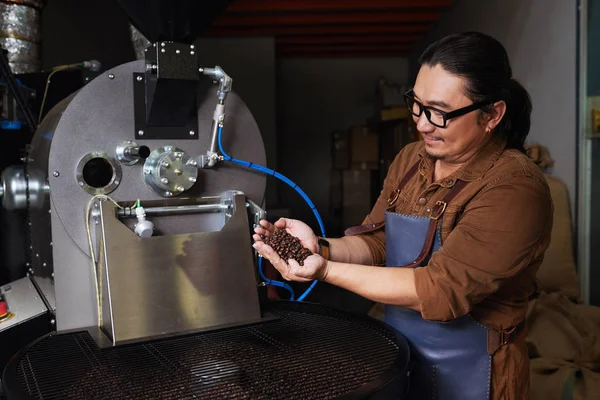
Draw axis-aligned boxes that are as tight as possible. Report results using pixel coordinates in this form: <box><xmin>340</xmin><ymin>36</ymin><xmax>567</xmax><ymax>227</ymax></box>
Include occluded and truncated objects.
<box><xmin>418</xmin><ymin>134</ymin><xmax>507</xmax><ymax>183</ymax></box>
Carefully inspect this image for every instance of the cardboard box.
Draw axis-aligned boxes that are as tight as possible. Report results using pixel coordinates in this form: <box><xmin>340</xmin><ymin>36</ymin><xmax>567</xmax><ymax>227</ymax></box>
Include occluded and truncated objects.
<box><xmin>350</xmin><ymin>125</ymin><xmax>379</xmax><ymax>170</ymax></box>
<box><xmin>380</xmin><ymin>106</ymin><xmax>410</xmax><ymax>121</ymax></box>
<box><xmin>342</xmin><ymin>170</ymin><xmax>373</xmax><ymax>228</ymax></box>
<box><xmin>332</xmin><ymin>130</ymin><xmax>350</xmax><ymax>169</ymax></box>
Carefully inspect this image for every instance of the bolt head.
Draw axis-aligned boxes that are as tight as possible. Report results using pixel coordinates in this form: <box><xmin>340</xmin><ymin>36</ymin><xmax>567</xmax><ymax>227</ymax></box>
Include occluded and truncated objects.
<box><xmin>190</xmin><ymin>51</ymin><xmax>195</xmax><ymax>55</ymax></box>
<box><xmin>161</xmin><ymin>178</ymin><xmax>169</xmax><ymax>184</ymax></box>
<box><xmin>189</xmin><ymin>130</ymin><xmax>195</xmax><ymax>136</ymax></box>
<box><xmin>189</xmin><ymin>177</ymin><xmax>196</xmax><ymax>183</ymax></box>
<box><xmin>136</xmin><ymin>75</ymin><xmax>143</xmax><ymax>82</ymax></box>
<box><xmin>108</xmin><ymin>73</ymin><xmax>115</xmax><ymax>79</ymax></box>
<box><xmin>177</xmin><ymin>186</ymin><xmax>185</xmax><ymax>192</ymax></box>
<box><xmin>138</xmin><ymin>130</ymin><xmax>144</xmax><ymax>136</ymax></box>
<box><xmin>53</xmin><ymin>171</ymin><xmax>60</xmax><ymax>177</ymax></box>
<box><xmin>165</xmin><ymin>191</ymin><xmax>172</xmax><ymax>196</ymax></box>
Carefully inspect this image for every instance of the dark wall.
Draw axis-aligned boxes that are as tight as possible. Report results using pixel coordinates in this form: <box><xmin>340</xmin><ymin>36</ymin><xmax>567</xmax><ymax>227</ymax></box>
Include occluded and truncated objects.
<box><xmin>42</xmin><ymin>0</ymin><xmax>134</xmax><ymax>70</ymax></box>
<box><xmin>276</xmin><ymin>58</ymin><xmax>409</xmax><ymax>234</ymax></box>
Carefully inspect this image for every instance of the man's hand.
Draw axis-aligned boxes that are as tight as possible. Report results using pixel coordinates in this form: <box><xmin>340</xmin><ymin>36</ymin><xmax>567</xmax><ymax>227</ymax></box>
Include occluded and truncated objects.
<box><xmin>253</xmin><ymin>241</ymin><xmax>329</xmax><ymax>282</ymax></box>
<box><xmin>253</xmin><ymin>218</ymin><xmax>319</xmax><ymax>254</ymax></box>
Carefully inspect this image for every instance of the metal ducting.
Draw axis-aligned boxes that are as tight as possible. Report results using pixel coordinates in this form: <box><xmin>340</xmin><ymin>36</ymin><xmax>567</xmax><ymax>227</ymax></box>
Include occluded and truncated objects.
<box><xmin>116</xmin><ymin>0</ymin><xmax>233</xmax><ymax>44</ymax></box>
<box><xmin>0</xmin><ymin>0</ymin><xmax>44</xmax><ymax>74</ymax></box>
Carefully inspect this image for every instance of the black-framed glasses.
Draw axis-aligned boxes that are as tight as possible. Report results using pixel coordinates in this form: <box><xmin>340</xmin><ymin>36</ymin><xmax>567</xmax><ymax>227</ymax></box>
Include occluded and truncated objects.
<box><xmin>404</xmin><ymin>89</ymin><xmax>492</xmax><ymax>128</ymax></box>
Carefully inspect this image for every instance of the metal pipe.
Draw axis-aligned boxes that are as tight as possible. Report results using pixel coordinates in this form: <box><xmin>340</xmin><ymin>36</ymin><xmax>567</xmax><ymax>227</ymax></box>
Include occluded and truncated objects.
<box><xmin>0</xmin><ymin>0</ymin><xmax>44</xmax><ymax>74</ymax></box>
<box><xmin>117</xmin><ymin>203</ymin><xmax>228</xmax><ymax>218</ymax></box>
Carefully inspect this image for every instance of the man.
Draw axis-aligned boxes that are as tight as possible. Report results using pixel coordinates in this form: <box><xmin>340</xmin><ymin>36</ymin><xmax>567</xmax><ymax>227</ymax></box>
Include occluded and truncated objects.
<box><xmin>253</xmin><ymin>32</ymin><xmax>553</xmax><ymax>400</ymax></box>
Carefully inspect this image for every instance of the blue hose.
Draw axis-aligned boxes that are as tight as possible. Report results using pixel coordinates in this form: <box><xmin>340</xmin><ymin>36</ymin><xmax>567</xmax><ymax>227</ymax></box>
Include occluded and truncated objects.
<box><xmin>218</xmin><ymin>125</ymin><xmax>324</xmax><ymax>302</ymax></box>
<box><xmin>257</xmin><ymin>256</ymin><xmax>295</xmax><ymax>300</ymax></box>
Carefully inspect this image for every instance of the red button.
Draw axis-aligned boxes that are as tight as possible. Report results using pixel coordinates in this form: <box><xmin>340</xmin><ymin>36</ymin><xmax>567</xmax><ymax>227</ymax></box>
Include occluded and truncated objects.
<box><xmin>0</xmin><ymin>301</ymin><xmax>7</xmax><ymax>318</ymax></box>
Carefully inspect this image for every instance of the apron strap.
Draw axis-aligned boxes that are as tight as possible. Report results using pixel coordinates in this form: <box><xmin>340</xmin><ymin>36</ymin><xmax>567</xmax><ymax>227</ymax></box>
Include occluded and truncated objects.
<box><xmin>487</xmin><ymin>319</ymin><xmax>526</xmax><ymax>355</ymax></box>
<box><xmin>344</xmin><ymin>160</ymin><xmax>468</xmax><ymax>266</ymax></box>
<box><xmin>401</xmin><ymin>179</ymin><xmax>467</xmax><ymax>268</ymax></box>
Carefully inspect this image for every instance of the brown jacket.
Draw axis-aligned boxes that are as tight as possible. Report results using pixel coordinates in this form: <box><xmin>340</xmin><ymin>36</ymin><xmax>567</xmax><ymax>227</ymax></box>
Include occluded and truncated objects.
<box><xmin>356</xmin><ymin>135</ymin><xmax>554</xmax><ymax>399</ymax></box>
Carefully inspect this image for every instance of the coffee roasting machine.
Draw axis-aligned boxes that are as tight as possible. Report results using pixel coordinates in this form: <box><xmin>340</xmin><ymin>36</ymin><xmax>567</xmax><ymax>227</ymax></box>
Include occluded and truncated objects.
<box><xmin>0</xmin><ymin>1</ymin><xmax>410</xmax><ymax>399</ymax></box>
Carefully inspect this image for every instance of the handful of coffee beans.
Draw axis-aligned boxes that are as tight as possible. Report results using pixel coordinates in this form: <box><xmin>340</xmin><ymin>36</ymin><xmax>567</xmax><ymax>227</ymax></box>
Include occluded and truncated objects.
<box><xmin>263</xmin><ymin>229</ymin><xmax>313</xmax><ymax>266</ymax></box>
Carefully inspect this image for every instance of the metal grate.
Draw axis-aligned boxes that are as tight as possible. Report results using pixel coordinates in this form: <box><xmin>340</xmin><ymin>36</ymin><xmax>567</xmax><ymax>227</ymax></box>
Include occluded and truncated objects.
<box><xmin>4</xmin><ymin>302</ymin><xmax>405</xmax><ymax>400</ymax></box>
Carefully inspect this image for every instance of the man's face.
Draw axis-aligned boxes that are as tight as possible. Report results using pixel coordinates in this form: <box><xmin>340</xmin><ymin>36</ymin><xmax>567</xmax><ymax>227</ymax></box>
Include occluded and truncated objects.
<box><xmin>411</xmin><ymin>64</ymin><xmax>491</xmax><ymax>162</ymax></box>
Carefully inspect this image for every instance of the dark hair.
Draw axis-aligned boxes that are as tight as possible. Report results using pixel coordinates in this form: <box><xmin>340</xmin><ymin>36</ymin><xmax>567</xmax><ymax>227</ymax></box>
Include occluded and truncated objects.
<box><xmin>418</xmin><ymin>32</ymin><xmax>532</xmax><ymax>151</ymax></box>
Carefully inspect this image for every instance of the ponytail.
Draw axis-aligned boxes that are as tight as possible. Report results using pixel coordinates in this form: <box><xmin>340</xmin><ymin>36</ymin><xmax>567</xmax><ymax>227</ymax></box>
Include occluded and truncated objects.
<box><xmin>499</xmin><ymin>79</ymin><xmax>532</xmax><ymax>152</ymax></box>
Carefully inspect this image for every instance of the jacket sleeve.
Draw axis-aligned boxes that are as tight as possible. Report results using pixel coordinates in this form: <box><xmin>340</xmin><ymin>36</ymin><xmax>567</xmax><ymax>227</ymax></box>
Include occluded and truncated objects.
<box><xmin>414</xmin><ymin>174</ymin><xmax>553</xmax><ymax>322</ymax></box>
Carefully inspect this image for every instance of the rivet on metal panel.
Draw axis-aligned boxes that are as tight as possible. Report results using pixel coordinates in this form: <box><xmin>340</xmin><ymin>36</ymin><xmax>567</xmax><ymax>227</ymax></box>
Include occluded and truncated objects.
<box><xmin>108</xmin><ymin>73</ymin><xmax>115</xmax><ymax>79</ymax></box>
<box><xmin>138</xmin><ymin>130</ymin><xmax>144</xmax><ymax>136</ymax></box>
<box><xmin>53</xmin><ymin>171</ymin><xmax>60</xmax><ymax>177</ymax></box>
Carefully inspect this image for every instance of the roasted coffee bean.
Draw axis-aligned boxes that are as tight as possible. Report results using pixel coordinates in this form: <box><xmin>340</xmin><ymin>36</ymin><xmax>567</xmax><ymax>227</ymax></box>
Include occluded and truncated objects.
<box><xmin>263</xmin><ymin>229</ymin><xmax>313</xmax><ymax>266</ymax></box>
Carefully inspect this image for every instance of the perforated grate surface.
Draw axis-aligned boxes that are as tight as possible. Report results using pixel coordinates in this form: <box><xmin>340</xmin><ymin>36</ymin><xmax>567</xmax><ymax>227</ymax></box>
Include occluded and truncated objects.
<box><xmin>3</xmin><ymin>302</ymin><xmax>407</xmax><ymax>400</ymax></box>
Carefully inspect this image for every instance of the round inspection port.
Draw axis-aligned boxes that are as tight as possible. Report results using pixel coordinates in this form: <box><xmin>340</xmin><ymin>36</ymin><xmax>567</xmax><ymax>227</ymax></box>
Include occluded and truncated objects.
<box><xmin>76</xmin><ymin>152</ymin><xmax>122</xmax><ymax>195</ymax></box>
<box><xmin>82</xmin><ymin>158</ymin><xmax>113</xmax><ymax>188</ymax></box>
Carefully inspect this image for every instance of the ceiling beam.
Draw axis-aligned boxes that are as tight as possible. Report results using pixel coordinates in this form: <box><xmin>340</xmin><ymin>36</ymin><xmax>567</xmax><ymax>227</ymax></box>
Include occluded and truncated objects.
<box><xmin>226</xmin><ymin>0</ymin><xmax>453</xmax><ymax>12</ymax></box>
<box><xmin>278</xmin><ymin>44</ymin><xmax>411</xmax><ymax>53</ymax></box>
<box><xmin>212</xmin><ymin>12</ymin><xmax>441</xmax><ymax>27</ymax></box>
<box><xmin>200</xmin><ymin>23</ymin><xmax>431</xmax><ymax>37</ymax></box>
<box><xmin>278</xmin><ymin>50</ymin><xmax>409</xmax><ymax>59</ymax></box>
<box><xmin>276</xmin><ymin>35</ymin><xmax>419</xmax><ymax>45</ymax></box>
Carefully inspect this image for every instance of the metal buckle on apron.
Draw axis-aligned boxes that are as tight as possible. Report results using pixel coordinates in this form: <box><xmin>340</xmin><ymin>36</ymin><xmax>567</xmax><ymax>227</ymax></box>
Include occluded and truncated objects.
<box><xmin>429</xmin><ymin>200</ymin><xmax>447</xmax><ymax>220</ymax></box>
<box><xmin>499</xmin><ymin>326</ymin><xmax>517</xmax><ymax>346</ymax></box>
<box><xmin>388</xmin><ymin>189</ymin><xmax>400</xmax><ymax>206</ymax></box>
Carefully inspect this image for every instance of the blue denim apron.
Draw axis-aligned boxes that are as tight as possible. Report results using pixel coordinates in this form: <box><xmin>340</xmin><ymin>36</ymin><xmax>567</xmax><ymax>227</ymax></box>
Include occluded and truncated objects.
<box><xmin>384</xmin><ymin>207</ymin><xmax>492</xmax><ymax>400</ymax></box>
